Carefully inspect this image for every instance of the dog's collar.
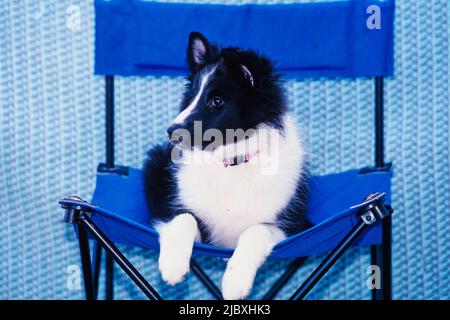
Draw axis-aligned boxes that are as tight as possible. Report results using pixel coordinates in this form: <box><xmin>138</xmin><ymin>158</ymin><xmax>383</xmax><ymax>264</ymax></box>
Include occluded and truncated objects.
<box><xmin>223</xmin><ymin>151</ymin><xmax>259</xmax><ymax>167</ymax></box>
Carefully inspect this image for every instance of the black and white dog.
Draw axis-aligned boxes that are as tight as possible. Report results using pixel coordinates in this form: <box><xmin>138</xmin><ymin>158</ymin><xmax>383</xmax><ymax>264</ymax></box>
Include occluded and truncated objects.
<box><xmin>144</xmin><ymin>32</ymin><xmax>309</xmax><ymax>300</ymax></box>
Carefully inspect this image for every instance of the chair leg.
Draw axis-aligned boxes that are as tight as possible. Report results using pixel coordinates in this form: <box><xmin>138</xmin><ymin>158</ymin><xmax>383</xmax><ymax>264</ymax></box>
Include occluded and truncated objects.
<box><xmin>263</xmin><ymin>257</ymin><xmax>307</xmax><ymax>300</ymax></box>
<box><xmin>372</xmin><ymin>76</ymin><xmax>392</xmax><ymax>300</ymax></box>
<box><xmin>92</xmin><ymin>241</ymin><xmax>102</xmax><ymax>299</ymax></box>
<box><xmin>371</xmin><ymin>215</ymin><xmax>392</xmax><ymax>300</ymax></box>
<box><xmin>290</xmin><ymin>220</ymin><xmax>368</xmax><ymax>300</ymax></box>
<box><xmin>77</xmin><ymin>224</ymin><xmax>95</xmax><ymax>300</ymax></box>
<box><xmin>191</xmin><ymin>259</ymin><xmax>223</xmax><ymax>300</ymax></box>
<box><xmin>105</xmin><ymin>255</ymin><xmax>114</xmax><ymax>300</ymax></box>
<box><xmin>78</xmin><ymin>214</ymin><xmax>162</xmax><ymax>300</ymax></box>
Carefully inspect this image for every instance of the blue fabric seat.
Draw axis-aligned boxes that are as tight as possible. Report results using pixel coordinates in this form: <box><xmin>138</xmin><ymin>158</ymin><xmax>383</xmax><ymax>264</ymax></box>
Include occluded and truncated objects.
<box><xmin>83</xmin><ymin>167</ymin><xmax>391</xmax><ymax>259</ymax></box>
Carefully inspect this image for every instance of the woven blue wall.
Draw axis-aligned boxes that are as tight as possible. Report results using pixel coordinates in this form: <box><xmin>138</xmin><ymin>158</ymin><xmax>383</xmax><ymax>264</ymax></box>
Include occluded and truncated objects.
<box><xmin>0</xmin><ymin>0</ymin><xmax>448</xmax><ymax>299</ymax></box>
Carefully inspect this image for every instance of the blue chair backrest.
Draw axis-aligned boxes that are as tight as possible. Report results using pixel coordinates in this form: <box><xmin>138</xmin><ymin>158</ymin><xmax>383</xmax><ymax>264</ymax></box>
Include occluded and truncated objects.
<box><xmin>95</xmin><ymin>0</ymin><xmax>394</xmax><ymax>78</ymax></box>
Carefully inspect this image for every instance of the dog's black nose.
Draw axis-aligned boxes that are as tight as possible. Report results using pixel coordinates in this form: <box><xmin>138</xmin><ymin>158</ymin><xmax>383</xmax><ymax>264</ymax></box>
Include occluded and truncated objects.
<box><xmin>167</xmin><ymin>123</ymin><xmax>184</xmax><ymax>143</ymax></box>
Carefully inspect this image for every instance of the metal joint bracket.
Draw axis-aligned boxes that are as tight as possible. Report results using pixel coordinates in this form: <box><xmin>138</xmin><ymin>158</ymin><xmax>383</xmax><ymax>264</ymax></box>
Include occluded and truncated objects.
<box><xmin>359</xmin><ymin>192</ymin><xmax>392</xmax><ymax>225</ymax></box>
<box><xmin>361</xmin><ymin>211</ymin><xmax>377</xmax><ymax>225</ymax></box>
<box><xmin>59</xmin><ymin>196</ymin><xmax>94</xmax><ymax>224</ymax></box>
<box><xmin>97</xmin><ymin>163</ymin><xmax>129</xmax><ymax>176</ymax></box>
<box><xmin>359</xmin><ymin>163</ymin><xmax>393</xmax><ymax>175</ymax></box>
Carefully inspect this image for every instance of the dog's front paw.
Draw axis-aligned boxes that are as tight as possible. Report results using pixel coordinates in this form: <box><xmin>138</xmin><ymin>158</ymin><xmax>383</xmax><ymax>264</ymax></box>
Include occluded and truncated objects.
<box><xmin>158</xmin><ymin>254</ymin><xmax>190</xmax><ymax>286</ymax></box>
<box><xmin>221</xmin><ymin>263</ymin><xmax>254</xmax><ymax>300</ymax></box>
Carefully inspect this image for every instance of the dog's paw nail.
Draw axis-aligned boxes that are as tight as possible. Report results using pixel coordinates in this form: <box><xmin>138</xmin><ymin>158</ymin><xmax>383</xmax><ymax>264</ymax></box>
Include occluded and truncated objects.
<box><xmin>158</xmin><ymin>257</ymin><xmax>190</xmax><ymax>286</ymax></box>
<box><xmin>221</xmin><ymin>268</ymin><xmax>252</xmax><ymax>300</ymax></box>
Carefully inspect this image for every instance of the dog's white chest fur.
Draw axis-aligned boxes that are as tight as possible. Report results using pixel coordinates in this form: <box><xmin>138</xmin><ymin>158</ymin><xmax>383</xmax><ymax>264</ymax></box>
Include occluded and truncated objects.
<box><xmin>176</xmin><ymin>116</ymin><xmax>304</xmax><ymax>248</ymax></box>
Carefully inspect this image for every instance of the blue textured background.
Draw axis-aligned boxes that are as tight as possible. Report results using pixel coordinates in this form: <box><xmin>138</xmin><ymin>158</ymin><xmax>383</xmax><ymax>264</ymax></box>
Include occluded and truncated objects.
<box><xmin>0</xmin><ymin>0</ymin><xmax>448</xmax><ymax>299</ymax></box>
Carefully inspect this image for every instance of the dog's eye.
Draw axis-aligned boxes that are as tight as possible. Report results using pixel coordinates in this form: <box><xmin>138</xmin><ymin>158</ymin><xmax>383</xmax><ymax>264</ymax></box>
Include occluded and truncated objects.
<box><xmin>208</xmin><ymin>96</ymin><xmax>224</xmax><ymax>110</ymax></box>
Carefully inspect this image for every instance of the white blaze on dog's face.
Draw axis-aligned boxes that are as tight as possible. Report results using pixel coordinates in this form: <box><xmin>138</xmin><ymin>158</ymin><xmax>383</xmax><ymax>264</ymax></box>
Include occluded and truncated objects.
<box><xmin>166</xmin><ymin>32</ymin><xmax>288</xmax><ymax>152</ymax></box>
<box><xmin>170</xmin><ymin>64</ymin><xmax>217</xmax><ymax>127</ymax></box>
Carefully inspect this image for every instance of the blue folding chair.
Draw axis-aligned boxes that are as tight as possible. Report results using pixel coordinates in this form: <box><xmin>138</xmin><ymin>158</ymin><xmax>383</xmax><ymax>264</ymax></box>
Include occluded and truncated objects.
<box><xmin>60</xmin><ymin>0</ymin><xmax>395</xmax><ymax>300</ymax></box>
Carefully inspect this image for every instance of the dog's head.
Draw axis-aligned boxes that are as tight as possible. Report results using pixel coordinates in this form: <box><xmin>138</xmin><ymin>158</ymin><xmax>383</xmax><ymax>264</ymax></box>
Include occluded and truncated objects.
<box><xmin>167</xmin><ymin>32</ymin><xmax>286</xmax><ymax>150</ymax></box>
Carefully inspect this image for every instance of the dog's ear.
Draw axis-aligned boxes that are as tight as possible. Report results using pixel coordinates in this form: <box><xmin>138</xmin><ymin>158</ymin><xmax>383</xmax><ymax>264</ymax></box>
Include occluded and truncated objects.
<box><xmin>187</xmin><ymin>32</ymin><xmax>217</xmax><ymax>72</ymax></box>
<box><xmin>221</xmin><ymin>49</ymin><xmax>255</xmax><ymax>88</ymax></box>
<box><xmin>240</xmin><ymin>64</ymin><xmax>254</xmax><ymax>87</ymax></box>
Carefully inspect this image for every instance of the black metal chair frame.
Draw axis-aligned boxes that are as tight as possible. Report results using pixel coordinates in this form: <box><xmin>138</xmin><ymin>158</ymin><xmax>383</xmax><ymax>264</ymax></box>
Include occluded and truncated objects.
<box><xmin>61</xmin><ymin>76</ymin><xmax>392</xmax><ymax>300</ymax></box>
